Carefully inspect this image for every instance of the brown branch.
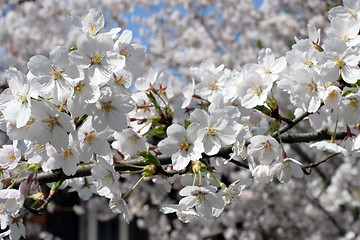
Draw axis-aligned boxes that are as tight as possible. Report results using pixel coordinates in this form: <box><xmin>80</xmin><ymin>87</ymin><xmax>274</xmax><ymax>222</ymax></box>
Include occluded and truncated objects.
<box><xmin>273</xmin><ymin>110</ymin><xmax>311</xmax><ymax>137</ymax></box>
<box><xmin>290</xmin><ymin>144</ymin><xmax>330</xmax><ymax>184</ymax></box>
<box><xmin>302</xmin><ymin>152</ymin><xmax>340</xmax><ymax>170</ymax></box>
<box><xmin>280</xmin><ymin>130</ymin><xmax>347</xmax><ymax>143</ymax></box>
<box><xmin>10</xmin><ymin>128</ymin><xmax>347</xmax><ymax>187</ymax></box>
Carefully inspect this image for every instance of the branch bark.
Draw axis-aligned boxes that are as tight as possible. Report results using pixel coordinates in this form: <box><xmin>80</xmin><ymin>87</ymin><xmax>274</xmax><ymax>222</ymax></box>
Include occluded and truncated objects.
<box><xmin>11</xmin><ymin>130</ymin><xmax>347</xmax><ymax>187</ymax></box>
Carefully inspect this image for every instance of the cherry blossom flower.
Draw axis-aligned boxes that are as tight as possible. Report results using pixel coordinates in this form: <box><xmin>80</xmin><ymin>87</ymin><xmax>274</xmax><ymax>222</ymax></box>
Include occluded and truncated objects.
<box><xmin>158</xmin><ymin>123</ymin><xmax>204</xmax><ymax>170</ymax></box>
<box><xmin>325</xmin><ymin>18</ymin><xmax>360</xmax><ymax>47</ymax></box>
<box><xmin>190</xmin><ymin>109</ymin><xmax>237</xmax><ymax>156</ymax></box>
<box><xmin>270</xmin><ymin>158</ymin><xmax>304</xmax><ymax>183</ymax></box>
<box><xmin>221</xmin><ymin>179</ymin><xmax>252</xmax><ymax>204</ymax></box>
<box><xmin>85</xmin><ymin>87</ymin><xmax>134</xmax><ymax>132</ymax></box>
<box><xmin>46</xmin><ymin>143</ymin><xmax>80</xmax><ymax>176</ymax></box>
<box><xmin>247</xmin><ymin>135</ymin><xmax>280</xmax><ymax>165</ymax></box>
<box><xmin>328</xmin><ymin>0</ymin><xmax>360</xmax><ymax>23</ymax></box>
<box><xmin>111</xmin><ymin>128</ymin><xmax>148</xmax><ymax>160</ymax></box>
<box><xmin>27</xmin><ymin>45</ymin><xmax>83</xmax><ymax>102</ymax></box>
<box><xmin>310</xmin><ymin>140</ymin><xmax>349</xmax><ymax>156</ymax></box>
<box><xmin>247</xmin><ymin>48</ymin><xmax>287</xmax><ymax>82</ymax></box>
<box><xmin>114</xmin><ymin>30</ymin><xmax>146</xmax><ymax>80</ymax></box>
<box><xmin>69</xmin><ymin>34</ymin><xmax>125</xmax><ymax>86</ymax></box>
<box><xmin>236</xmin><ymin>70</ymin><xmax>273</xmax><ymax>109</ymax></box>
<box><xmin>91</xmin><ymin>156</ymin><xmax>121</xmax><ymax>198</ymax></box>
<box><xmin>109</xmin><ymin>193</ymin><xmax>130</xmax><ymax>223</ymax></box>
<box><xmin>0</xmin><ymin>144</ymin><xmax>21</xmax><ymax>170</ymax></box>
<box><xmin>277</xmin><ymin>68</ymin><xmax>324</xmax><ymax>113</ymax></box>
<box><xmin>178</xmin><ymin>185</ymin><xmax>225</xmax><ymax>219</ymax></box>
<box><xmin>69</xmin><ymin>8</ymin><xmax>121</xmax><ymax>38</ymax></box>
<box><xmin>29</xmin><ymin>100</ymin><xmax>75</xmax><ymax>151</ymax></box>
<box><xmin>0</xmin><ymin>68</ymin><xmax>38</xmax><ymax>128</ymax></box>
<box><xmin>71</xmin><ymin>117</ymin><xmax>112</xmax><ymax>163</ymax></box>
<box><xmin>320</xmin><ymin>38</ymin><xmax>360</xmax><ymax>84</ymax></box>
<box><xmin>160</xmin><ymin>204</ymin><xmax>201</xmax><ymax>224</ymax></box>
<box><xmin>67</xmin><ymin>177</ymin><xmax>97</xmax><ymax>201</ymax></box>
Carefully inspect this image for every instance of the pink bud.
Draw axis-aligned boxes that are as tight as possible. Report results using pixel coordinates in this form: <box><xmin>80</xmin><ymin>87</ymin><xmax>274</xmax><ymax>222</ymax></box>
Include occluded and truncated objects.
<box><xmin>30</xmin><ymin>178</ymin><xmax>39</xmax><ymax>192</ymax></box>
<box><xmin>19</xmin><ymin>180</ymin><xmax>30</xmax><ymax>195</ymax></box>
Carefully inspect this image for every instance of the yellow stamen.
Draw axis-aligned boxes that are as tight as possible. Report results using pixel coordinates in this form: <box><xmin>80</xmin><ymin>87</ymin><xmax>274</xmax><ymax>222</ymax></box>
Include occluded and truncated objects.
<box><xmin>74</xmin><ymin>81</ymin><xmax>85</xmax><ymax>93</ymax></box>
<box><xmin>336</xmin><ymin>56</ymin><xmax>345</xmax><ymax>68</ymax></box>
<box><xmin>207</xmin><ymin>127</ymin><xmax>216</xmax><ymax>136</ymax></box>
<box><xmin>120</xmin><ymin>48</ymin><xmax>132</xmax><ymax>59</ymax></box>
<box><xmin>180</xmin><ymin>139</ymin><xmax>189</xmax><ymax>150</ymax></box>
<box><xmin>91</xmin><ymin>49</ymin><xmax>105</xmax><ymax>64</ymax></box>
<box><xmin>84</xmin><ymin>131</ymin><xmax>96</xmax><ymax>144</ymax></box>
<box><xmin>102</xmin><ymin>102</ymin><xmax>115</xmax><ymax>113</ymax></box>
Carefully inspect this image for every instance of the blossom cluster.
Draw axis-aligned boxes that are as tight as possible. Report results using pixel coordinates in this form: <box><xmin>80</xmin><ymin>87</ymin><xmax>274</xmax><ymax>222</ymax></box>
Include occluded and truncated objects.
<box><xmin>0</xmin><ymin>1</ymin><xmax>359</xmax><ymax>239</ymax></box>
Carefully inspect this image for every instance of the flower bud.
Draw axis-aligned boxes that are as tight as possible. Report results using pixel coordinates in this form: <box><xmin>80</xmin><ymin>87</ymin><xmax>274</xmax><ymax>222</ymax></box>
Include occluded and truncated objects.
<box><xmin>143</xmin><ymin>165</ymin><xmax>157</xmax><ymax>177</ymax></box>
<box><xmin>192</xmin><ymin>161</ymin><xmax>207</xmax><ymax>173</ymax></box>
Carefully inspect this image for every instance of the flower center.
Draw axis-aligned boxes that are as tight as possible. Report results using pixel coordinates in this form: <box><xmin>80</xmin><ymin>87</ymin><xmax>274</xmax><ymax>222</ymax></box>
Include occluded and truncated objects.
<box><xmin>50</xmin><ymin>67</ymin><xmax>63</xmax><ymax>81</ymax></box>
<box><xmin>113</xmin><ymin>73</ymin><xmax>131</xmax><ymax>88</ymax></box>
<box><xmin>336</xmin><ymin>56</ymin><xmax>345</xmax><ymax>68</ymax></box>
<box><xmin>207</xmin><ymin>127</ymin><xmax>216</xmax><ymax>136</ymax></box>
<box><xmin>304</xmin><ymin>58</ymin><xmax>313</xmax><ymax>67</ymax></box>
<box><xmin>129</xmin><ymin>134</ymin><xmax>139</xmax><ymax>143</ymax></box>
<box><xmin>262</xmin><ymin>140</ymin><xmax>271</xmax><ymax>151</ymax></box>
<box><xmin>308</xmin><ymin>81</ymin><xmax>317</xmax><ymax>92</ymax></box>
<box><xmin>347</xmin><ymin>98</ymin><xmax>358</xmax><ymax>111</ymax></box>
<box><xmin>349</xmin><ymin>11</ymin><xmax>357</xmax><ymax>19</ymax></box>
<box><xmin>261</xmin><ymin>65</ymin><xmax>271</xmax><ymax>74</ymax></box>
<box><xmin>341</xmin><ymin>31</ymin><xmax>350</xmax><ymax>42</ymax></box>
<box><xmin>210</xmin><ymin>82</ymin><xmax>217</xmax><ymax>90</ymax></box>
<box><xmin>35</xmin><ymin>144</ymin><xmax>46</xmax><ymax>154</ymax></box>
<box><xmin>120</xmin><ymin>47</ymin><xmax>132</xmax><ymax>59</ymax></box>
<box><xmin>60</xmin><ymin>149</ymin><xmax>71</xmax><ymax>160</ymax></box>
<box><xmin>328</xmin><ymin>90</ymin><xmax>337</xmax><ymax>99</ymax></box>
<box><xmin>180</xmin><ymin>138</ymin><xmax>189</xmax><ymax>150</ymax></box>
<box><xmin>45</xmin><ymin>116</ymin><xmax>59</xmax><ymax>129</ymax></box>
<box><xmin>102</xmin><ymin>102</ymin><xmax>115</xmax><ymax>113</ymax></box>
<box><xmin>14</xmin><ymin>92</ymin><xmax>27</xmax><ymax>103</ymax></box>
<box><xmin>7</xmin><ymin>151</ymin><xmax>15</xmax><ymax>161</ymax></box>
<box><xmin>84</xmin><ymin>131</ymin><xmax>96</xmax><ymax>144</ymax></box>
<box><xmin>74</xmin><ymin>81</ymin><xmax>85</xmax><ymax>93</ymax></box>
<box><xmin>91</xmin><ymin>49</ymin><xmax>105</xmax><ymax>64</ymax></box>
<box><xmin>252</xmin><ymin>86</ymin><xmax>261</xmax><ymax>95</ymax></box>
<box><xmin>88</xmin><ymin>23</ymin><xmax>101</xmax><ymax>36</ymax></box>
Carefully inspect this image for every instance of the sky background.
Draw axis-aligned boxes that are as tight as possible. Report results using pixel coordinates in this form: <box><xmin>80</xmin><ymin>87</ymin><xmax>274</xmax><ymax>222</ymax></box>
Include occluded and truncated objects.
<box><xmin>123</xmin><ymin>0</ymin><xmax>264</xmax><ymax>47</ymax></box>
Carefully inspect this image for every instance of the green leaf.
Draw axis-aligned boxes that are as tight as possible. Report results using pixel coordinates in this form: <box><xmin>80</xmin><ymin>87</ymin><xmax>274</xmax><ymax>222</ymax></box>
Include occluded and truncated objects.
<box><xmin>257</xmin><ymin>40</ymin><xmax>264</xmax><ymax>49</ymax></box>
<box><xmin>268</xmin><ymin>120</ymin><xmax>281</xmax><ymax>134</ymax></box>
<box><xmin>184</xmin><ymin>119</ymin><xmax>191</xmax><ymax>129</ymax></box>
<box><xmin>254</xmin><ymin>105</ymin><xmax>271</xmax><ymax>115</ymax></box>
<box><xmin>342</xmin><ymin>90</ymin><xmax>354</xmax><ymax>97</ymax></box>
<box><xmin>266</xmin><ymin>97</ymin><xmax>278</xmax><ymax>111</ymax></box>
<box><xmin>137</xmin><ymin>151</ymin><xmax>161</xmax><ymax>166</ymax></box>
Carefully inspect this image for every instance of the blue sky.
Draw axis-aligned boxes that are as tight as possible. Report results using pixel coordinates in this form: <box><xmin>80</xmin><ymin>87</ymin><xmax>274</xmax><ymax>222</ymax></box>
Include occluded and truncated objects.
<box><xmin>123</xmin><ymin>0</ymin><xmax>264</xmax><ymax>47</ymax></box>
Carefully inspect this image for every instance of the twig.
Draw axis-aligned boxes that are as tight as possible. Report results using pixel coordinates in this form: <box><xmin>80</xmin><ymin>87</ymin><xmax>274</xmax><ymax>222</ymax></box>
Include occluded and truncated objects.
<box><xmin>302</xmin><ymin>152</ymin><xmax>340</xmax><ymax>169</ymax></box>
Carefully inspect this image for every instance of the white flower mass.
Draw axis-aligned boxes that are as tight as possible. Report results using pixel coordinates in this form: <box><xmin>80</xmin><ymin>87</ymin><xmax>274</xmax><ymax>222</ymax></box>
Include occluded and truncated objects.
<box><xmin>0</xmin><ymin>1</ymin><xmax>360</xmax><ymax>239</ymax></box>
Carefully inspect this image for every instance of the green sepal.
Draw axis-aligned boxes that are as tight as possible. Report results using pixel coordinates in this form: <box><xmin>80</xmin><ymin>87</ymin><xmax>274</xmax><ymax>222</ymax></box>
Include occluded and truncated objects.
<box><xmin>254</xmin><ymin>105</ymin><xmax>271</xmax><ymax>115</ymax></box>
<box><xmin>268</xmin><ymin>120</ymin><xmax>281</xmax><ymax>134</ymax></box>
<box><xmin>184</xmin><ymin>119</ymin><xmax>191</xmax><ymax>129</ymax></box>
<box><xmin>266</xmin><ymin>97</ymin><xmax>278</xmax><ymax>111</ymax></box>
<box><xmin>257</xmin><ymin>40</ymin><xmax>264</xmax><ymax>49</ymax></box>
<box><xmin>137</xmin><ymin>151</ymin><xmax>161</xmax><ymax>166</ymax></box>
<box><xmin>342</xmin><ymin>89</ymin><xmax>354</xmax><ymax>97</ymax></box>
<box><xmin>146</xmin><ymin>125</ymin><xmax>167</xmax><ymax>139</ymax></box>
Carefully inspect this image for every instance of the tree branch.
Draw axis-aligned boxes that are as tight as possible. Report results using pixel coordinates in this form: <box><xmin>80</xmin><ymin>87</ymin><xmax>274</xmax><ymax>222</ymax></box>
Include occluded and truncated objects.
<box><xmin>10</xmin><ymin>129</ymin><xmax>347</xmax><ymax>187</ymax></box>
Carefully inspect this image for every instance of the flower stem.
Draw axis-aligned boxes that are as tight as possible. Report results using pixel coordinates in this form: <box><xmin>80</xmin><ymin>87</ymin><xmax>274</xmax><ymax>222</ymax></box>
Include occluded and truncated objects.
<box><xmin>192</xmin><ymin>172</ymin><xmax>197</xmax><ymax>186</ymax></box>
<box><xmin>208</xmin><ymin>171</ymin><xmax>222</xmax><ymax>187</ymax></box>
<box><xmin>123</xmin><ymin>175</ymin><xmax>145</xmax><ymax>200</ymax></box>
